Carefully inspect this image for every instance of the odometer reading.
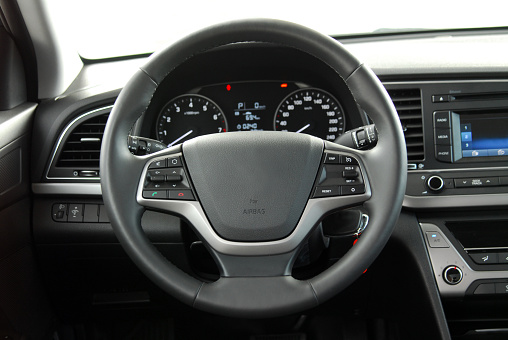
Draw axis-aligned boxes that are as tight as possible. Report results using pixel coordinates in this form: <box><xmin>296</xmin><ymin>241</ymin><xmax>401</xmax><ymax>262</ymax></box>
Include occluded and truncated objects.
<box><xmin>156</xmin><ymin>94</ymin><xmax>227</xmax><ymax>146</ymax></box>
<box><xmin>274</xmin><ymin>88</ymin><xmax>345</xmax><ymax>141</ymax></box>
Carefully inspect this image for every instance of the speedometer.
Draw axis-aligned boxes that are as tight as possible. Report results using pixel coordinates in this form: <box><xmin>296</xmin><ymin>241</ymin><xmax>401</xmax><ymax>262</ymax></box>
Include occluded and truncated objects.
<box><xmin>156</xmin><ymin>94</ymin><xmax>227</xmax><ymax>146</ymax></box>
<box><xmin>274</xmin><ymin>88</ymin><xmax>345</xmax><ymax>141</ymax></box>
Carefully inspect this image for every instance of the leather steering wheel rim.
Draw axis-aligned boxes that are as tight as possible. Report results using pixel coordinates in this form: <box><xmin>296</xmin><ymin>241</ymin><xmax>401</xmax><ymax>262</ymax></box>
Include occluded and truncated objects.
<box><xmin>100</xmin><ymin>19</ymin><xmax>407</xmax><ymax>318</ymax></box>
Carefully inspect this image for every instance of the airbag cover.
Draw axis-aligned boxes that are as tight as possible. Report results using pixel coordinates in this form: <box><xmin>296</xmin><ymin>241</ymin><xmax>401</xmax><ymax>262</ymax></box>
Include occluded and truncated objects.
<box><xmin>183</xmin><ymin>131</ymin><xmax>323</xmax><ymax>242</ymax></box>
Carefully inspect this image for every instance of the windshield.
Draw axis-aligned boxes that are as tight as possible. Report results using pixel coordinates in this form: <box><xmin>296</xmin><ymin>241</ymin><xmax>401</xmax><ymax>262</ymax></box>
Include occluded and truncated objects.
<box><xmin>47</xmin><ymin>0</ymin><xmax>507</xmax><ymax>59</ymax></box>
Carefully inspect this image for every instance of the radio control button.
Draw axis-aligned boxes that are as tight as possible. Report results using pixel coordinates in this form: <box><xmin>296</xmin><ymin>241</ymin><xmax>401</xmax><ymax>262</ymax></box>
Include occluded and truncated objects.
<box><xmin>427</xmin><ymin>176</ymin><xmax>444</xmax><ymax>192</ymax></box>
<box><xmin>434</xmin><ymin>129</ymin><xmax>452</xmax><ymax>145</ymax></box>
<box><xmin>433</xmin><ymin>111</ymin><xmax>451</xmax><ymax>128</ymax></box>
<box><xmin>432</xmin><ymin>95</ymin><xmax>449</xmax><ymax>103</ymax></box>
<box><xmin>435</xmin><ymin>145</ymin><xmax>452</xmax><ymax>162</ymax></box>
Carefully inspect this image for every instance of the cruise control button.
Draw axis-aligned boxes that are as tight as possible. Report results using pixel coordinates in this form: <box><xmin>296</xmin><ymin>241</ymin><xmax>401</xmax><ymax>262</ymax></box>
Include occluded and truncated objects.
<box><xmin>340</xmin><ymin>155</ymin><xmax>358</xmax><ymax>165</ymax></box>
<box><xmin>148</xmin><ymin>159</ymin><xmax>166</xmax><ymax>169</ymax></box>
<box><xmin>341</xmin><ymin>185</ymin><xmax>365</xmax><ymax>195</ymax></box>
<box><xmin>167</xmin><ymin>157</ymin><xmax>182</xmax><ymax>167</ymax></box>
<box><xmin>169</xmin><ymin>189</ymin><xmax>194</xmax><ymax>200</ymax></box>
<box><xmin>469</xmin><ymin>253</ymin><xmax>498</xmax><ymax>265</ymax></box>
<box><xmin>313</xmin><ymin>186</ymin><xmax>340</xmax><ymax>198</ymax></box>
<box><xmin>143</xmin><ymin>190</ymin><xmax>167</xmax><ymax>199</ymax></box>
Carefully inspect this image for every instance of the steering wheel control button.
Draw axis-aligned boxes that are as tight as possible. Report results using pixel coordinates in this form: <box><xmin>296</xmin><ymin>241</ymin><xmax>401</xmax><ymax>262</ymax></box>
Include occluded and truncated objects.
<box><xmin>143</xmin><ymin>190</ymin><xmax>167</xmax><ymax>199</ymax></box>
<box><xmin>169</xmin><ymin>189</ymin><xmax>195</xmax><ymax>200</ymax></box>
<box><xmin>166</xmin><ymin>157</ymin><xmax>182</xmax><ymax>167</ymax></box>
<box><xmin>340</xmin><ymin>155</ymin><xmax>358</xmax><ymax>165</ymax></box>
<box><xmin>342</xmin><ymin>170</ymin><xmax>359</xmax><ymax>179</ymax></box>
<box><xmin>324</xmin><ymin>153</ymin><xmax>340</xmax><ymax>164</ymax></box>
<box><xmin>425</xmin><ymin>231</ymin><xmax>449</xmax><ymax>248</ymax></box>
<box><xmin>313</xmin><ymin>186</ymin><xmax>340</xmax><ymax>198</ymax></box>
<box><xmin>469</xmin><ymin>253</ymin><xmax>498</xmax><ymax>265</ymax></box>
<box><xmin>342</xmin><ymin>185</ymin><xmax>365</xmax><ymax>195</ymax></box>
<box><xmin>443</xmin><ymin>266</ymin><xmax>463</xmax><ymax>285</ymax></box>
<box><xmin>67</xmin><ymin>204</ymin><xmax>84</xmax><ymax>222</ymax></box>
<box><xmin>148</xmin><ymin>159</ymin><xmax>166</xmax><ymax>169</ymax></box>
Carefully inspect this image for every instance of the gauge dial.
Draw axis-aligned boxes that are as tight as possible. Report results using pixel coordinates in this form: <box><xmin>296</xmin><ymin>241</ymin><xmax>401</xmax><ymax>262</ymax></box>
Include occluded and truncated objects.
<box><xmin>274</xmin><ymin>88</ymin><xmax>345</xmax><ymax>141</ymax></box>
<box><xmin>157</xmin><ymin>94</ymin><xmax>227</xmax><ymax>146</ymax></box>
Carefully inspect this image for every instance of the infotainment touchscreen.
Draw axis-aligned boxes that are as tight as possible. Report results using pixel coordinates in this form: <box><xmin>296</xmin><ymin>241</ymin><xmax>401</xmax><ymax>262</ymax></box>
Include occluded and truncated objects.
<box><xmin>452</xmin><ymin>111</ymin><xmax>508</xmax><ymax>162</ymax></box>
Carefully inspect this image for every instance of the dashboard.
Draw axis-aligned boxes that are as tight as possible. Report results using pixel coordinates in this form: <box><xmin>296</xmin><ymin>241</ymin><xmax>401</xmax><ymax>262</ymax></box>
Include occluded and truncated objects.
<box><xmin>19</xmin><ymin>31</ymin><xmax>508</xmax><ymax>339</ymax></box>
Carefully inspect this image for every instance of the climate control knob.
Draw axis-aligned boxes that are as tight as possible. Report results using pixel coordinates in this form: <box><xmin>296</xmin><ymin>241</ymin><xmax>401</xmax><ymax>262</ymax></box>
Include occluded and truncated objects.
<box><xmin>443</xmin><ymin>266</ymin><xmax>463</xmax><ymax>285</ymax></box>
<box><xmin>427</xmin><ymin>175</ymin><xmax>444</xmax><ymax>192</ymax></box>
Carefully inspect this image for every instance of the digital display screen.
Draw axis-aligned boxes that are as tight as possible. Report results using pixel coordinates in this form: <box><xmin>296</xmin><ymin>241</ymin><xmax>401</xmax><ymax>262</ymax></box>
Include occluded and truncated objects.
<box><xmin>458</xmin><ymin>112</ymin><xmax>508</xmax><ymax>159</ymax></box>
<box><xmin>197</xmin><ymin>81</ymin><xmax>298</xmax><ymax>131</ymax></box>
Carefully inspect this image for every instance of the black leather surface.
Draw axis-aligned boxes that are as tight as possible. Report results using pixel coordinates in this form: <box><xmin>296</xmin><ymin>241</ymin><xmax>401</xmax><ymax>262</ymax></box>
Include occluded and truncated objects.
<box><xmin>183</xmin><ymin>131</ymin><xmax>323</xmax><ymax>242</ymax></box>
<box><xmin>101</xmin><ymin>19</ymin><xmax>406</xmax><ymax>318</ymax></box>
<box><xmin>194</xmin><ymin>276</ymin><xmax>318</xmax><ymax>319</ymax></box>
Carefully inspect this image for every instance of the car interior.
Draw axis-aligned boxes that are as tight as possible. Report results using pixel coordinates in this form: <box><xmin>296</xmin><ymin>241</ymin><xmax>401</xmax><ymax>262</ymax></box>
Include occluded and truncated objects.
<box><xmin>0</xmin><ymin>1</ymin><xmax>507</xmax><ymax>339</ymax></box>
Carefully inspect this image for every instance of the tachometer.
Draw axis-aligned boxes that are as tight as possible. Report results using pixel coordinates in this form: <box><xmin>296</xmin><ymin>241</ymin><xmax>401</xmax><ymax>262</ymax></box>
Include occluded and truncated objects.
<box><xmin>274</xmin><ymin>88</ymin><xmax>345</xmax><ymax>141</ymax></box>
<box><xmin>156</xmin><ymin>94</ymin><xmax>227</xmax><ymax>146</ymax></box>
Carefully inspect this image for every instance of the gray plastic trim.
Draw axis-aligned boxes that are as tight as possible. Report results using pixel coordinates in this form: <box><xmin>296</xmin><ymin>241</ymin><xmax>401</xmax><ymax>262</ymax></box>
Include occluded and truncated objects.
<box><xmin>45</xmin><ymin>105</ymin><xmax>113</xmax><ymax>180</ymax></box>
<box><xmin>420</xmin><ymin>223</ymin><xmax>508</xmax><ymax>298</ymax></box>
<box><xmin>0</xmin><ymin>103</ymin><xmax>37</xmax><ymax>147</ymax></box>
<box><xmin>32</xmin><ymin>182</ymin><xmax>102</xmax><ymax>195</ymax></box>
<box><xmin>136</xmin><ymin>152</ymin><xmax>371</xmax><ymax>256</ymax></box>
<box><xmin>404</xmin><ymin>193</ymin><xmax>508</xmax><ymax>209</ymax></box>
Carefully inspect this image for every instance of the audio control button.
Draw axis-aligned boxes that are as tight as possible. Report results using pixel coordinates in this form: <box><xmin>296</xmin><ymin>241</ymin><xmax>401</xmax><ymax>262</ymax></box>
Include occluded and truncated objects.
<box><xmin>427</xmin><ymin>176</ymin><xmax>444</xmax><ymax>192</ymax></box>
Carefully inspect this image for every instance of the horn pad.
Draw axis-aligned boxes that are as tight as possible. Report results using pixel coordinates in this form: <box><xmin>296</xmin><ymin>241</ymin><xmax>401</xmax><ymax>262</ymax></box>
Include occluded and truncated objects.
<box><xmin>183</xmin><ymin>131</ymin><xmax>323</xmax><ymax>242</ymax></box>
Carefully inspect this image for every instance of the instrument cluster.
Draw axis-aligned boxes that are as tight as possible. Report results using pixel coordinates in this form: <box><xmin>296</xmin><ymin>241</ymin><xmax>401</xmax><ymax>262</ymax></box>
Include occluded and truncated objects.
<box><xmin>155</xmin><ymin>81</ymin><xmax>347</xmax><ymax>146</ymax></box>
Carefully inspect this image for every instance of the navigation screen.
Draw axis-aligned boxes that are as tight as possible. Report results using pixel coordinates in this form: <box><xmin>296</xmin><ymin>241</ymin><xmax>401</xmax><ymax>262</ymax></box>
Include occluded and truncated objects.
<box><xmin>459</xmin><ymin>112</ymin><xmax>508</xmax><ymax>158</ymax></box>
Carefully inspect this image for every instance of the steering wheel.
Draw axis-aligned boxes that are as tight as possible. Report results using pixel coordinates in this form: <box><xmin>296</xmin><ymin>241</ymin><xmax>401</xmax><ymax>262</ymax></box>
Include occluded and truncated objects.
<box><xmin>100</xmin><ymin>19</ymin><xmax>406</xmax><ymax>318</ymax></box>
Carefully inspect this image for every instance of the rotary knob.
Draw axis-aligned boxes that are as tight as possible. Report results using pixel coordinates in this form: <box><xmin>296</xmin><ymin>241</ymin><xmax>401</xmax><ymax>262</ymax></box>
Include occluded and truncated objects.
<box><xmin>443</xmin><ymin>266</ymin><xmax>463</xmax><ymax>285</ymax></box>
<box><xmin>427</xmin><ymin>175</ymin><xmax>444</xmax><ymax>192</ymax></box>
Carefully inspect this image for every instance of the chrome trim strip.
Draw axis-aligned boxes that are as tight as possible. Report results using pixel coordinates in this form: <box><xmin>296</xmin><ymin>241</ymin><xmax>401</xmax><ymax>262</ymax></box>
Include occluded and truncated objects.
<box><xmin>404</xmin><ymin>193</ymin><xmax>508</xmax><ymax>209</ymax></box>
<box><xmin>464</xmin><ymin>247</ymin><xmax>508</xmax><ymax>251</ymax></box>
<box><xmin>383</xmin><ymin>79</ymin><xmax>508</xmax><ymax>85</ymax></box>
<box><xmin>32</xmin><ymin>183</ymin><xmax>102</xmax><ymax>195</ymax></box>
<box><xmin>45</xmin><ymin>105</ymin><xmax>113</xmax><ymax>180</ymax></box>
<box><xmin>420</xmin><ymin>223</ymin><xmax>508</xmax><ymax>298</ymax></box>
<box><xmin>407</xmin><ymin>166</ymin><xmax>508</xmax><ymax>174</ymax></box>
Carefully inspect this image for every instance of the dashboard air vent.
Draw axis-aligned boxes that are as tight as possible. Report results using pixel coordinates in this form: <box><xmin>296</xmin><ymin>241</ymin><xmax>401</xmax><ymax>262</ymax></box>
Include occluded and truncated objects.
<box><xmin>56</xmin><ymin>113</ymin><xmax>109</xmax><ymax>168</ymax></box>
<box><xmin>387</xmin><ymin>88</ymin><xmax>424</xmax><ymax>162</ymax></box>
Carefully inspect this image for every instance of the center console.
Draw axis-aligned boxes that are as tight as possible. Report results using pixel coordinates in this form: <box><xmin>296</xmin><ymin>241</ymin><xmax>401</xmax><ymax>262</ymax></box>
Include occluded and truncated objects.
<box><xmin>384</xmin><ymin>80</ymin><xmax>508</xmax><ymax>337</ymax></box>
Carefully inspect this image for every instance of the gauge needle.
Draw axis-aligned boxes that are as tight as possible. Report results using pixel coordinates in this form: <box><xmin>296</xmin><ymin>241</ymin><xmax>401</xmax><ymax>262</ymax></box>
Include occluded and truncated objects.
<box><xmin>168</xmin><ymin>130</ymin><xmax>194</xmax><ymax>147</ymax></box>
<box><xmin>295</xmin><ymin>124</ymin><xmax>311</xmax><ymax>133</ymax></box>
